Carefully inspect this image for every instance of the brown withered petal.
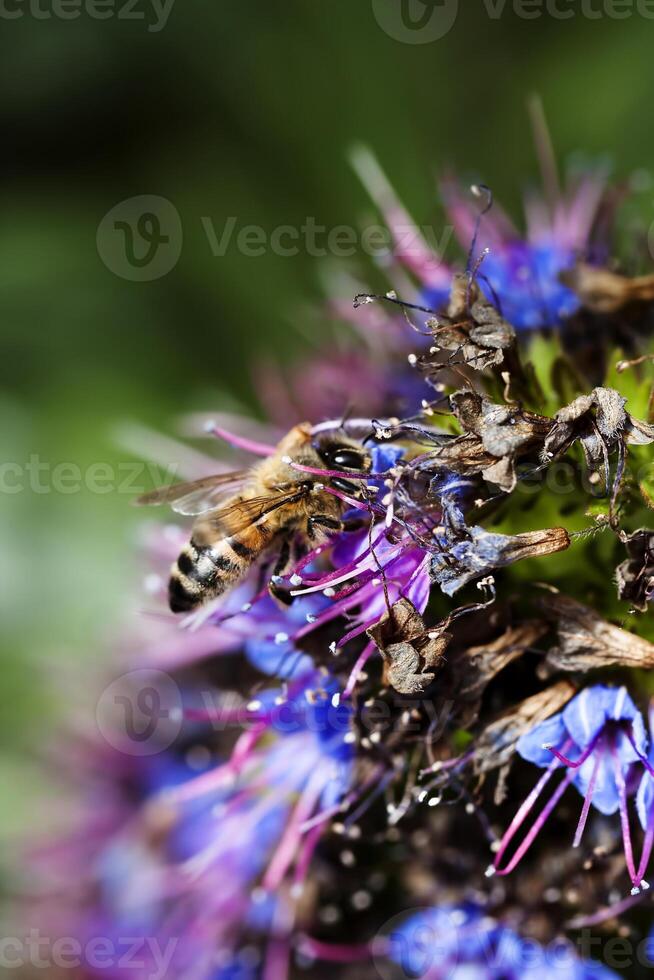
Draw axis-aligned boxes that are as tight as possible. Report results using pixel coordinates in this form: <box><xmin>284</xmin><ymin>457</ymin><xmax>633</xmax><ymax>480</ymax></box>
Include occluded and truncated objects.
<box><xmin>561</xmin><ymin>263</ymin><xmax>654</xmax><ymax>314</ymax></box>
<box><xmin>420</xmin><ymin>275</ymin><xmax>516</xmax><ymax>373</ymax></box>
<box><xmin>471</xmin><ymin>680</ymin><xmax>577</xmax><ymax>803</ymax></box>
<box><xmin>432</xmin><ymin>433</ymin><xmax>503</xmax><ymax>483</ymax></box>
<box><xmin>431</xmin><ymin>524</ymin><xmax>570</xmax><ymax>596</ymax></box>
<box><xmin>616</xmin><ymin>529</ymin><xmax>654</xmax><ymax>612</ymax></box>
<box><xmin>543</xmin><ymin>387</ymin><xmax>627</xmax><ymax>460</ymax></box>
<box><xmin>625</xmin><ymin>414</ymin><xmax>654</xmax><ymax>445</ymax></box>
<box><xmin>457</xmin><ymin>621</ymin><xmax>549</xmax><ymax>703</ymax></box>
<box><xmin>542</xmin><ymin>386</ymin><xmax>654</xmax><ymax>482</ymax></box>
<box><xmin>538</xmin><ymin>593</ymin><xmax>654</xmax><ymax>670</ymax></box>
<box><xmin>367</xmin><ymin>597</ymin><xmax>449</xmax><ymax>695</ymax></box>
<box><xmin>446</xmin><ymin>391</ymin><xmax>551</xmax><ymax>492</ymax></box>
<box><xmin>381</xmin><ymin>643</ymin><xmax>435</xmax><ymax>696</ymax></box>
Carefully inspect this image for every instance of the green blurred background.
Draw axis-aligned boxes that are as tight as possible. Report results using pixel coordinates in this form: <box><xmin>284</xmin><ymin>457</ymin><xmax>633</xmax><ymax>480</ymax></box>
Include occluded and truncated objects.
<box><xmin>3</xmin><ymin>0</ymin><xmax>654</xmax><ymax>837</ymax></box>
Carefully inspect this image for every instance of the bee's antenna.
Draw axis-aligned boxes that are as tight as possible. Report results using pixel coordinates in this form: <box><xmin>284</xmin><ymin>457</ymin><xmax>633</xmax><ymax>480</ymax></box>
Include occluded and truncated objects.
<box><xmin>339</xmin><ymin>404</ymin><xmax>355</xmax><ymax>431</ymax></box>
<box><xmin>353</xmin><ymin>292</ymin><xmax>439</xmax><ymax>317</ymax></box>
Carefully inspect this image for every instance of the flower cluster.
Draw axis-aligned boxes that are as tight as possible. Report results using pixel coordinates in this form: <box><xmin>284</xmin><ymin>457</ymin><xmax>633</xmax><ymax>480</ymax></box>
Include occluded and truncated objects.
<box><xmin>23</xmin><ymin>134</ymin><xmax>654</xmax><ymax>979</ymax></box>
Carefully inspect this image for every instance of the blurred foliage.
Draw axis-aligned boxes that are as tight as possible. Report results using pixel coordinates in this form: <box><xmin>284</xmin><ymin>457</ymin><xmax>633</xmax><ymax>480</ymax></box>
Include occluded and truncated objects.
<box><xmin>3</xmin><ymin>0</ymin><xmax>654</xmax><ymax>837</ymax></box>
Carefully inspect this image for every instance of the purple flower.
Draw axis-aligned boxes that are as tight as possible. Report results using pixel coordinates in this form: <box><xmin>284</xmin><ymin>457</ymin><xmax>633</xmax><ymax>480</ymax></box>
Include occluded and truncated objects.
<box><xmin>351</xmin><ymin>145</ymin><xmax>609</xmax><ymax>332</ymax></box>
<box><xmin>440</xmin><ymin>168</ymin><xmax>608</xmax><ymax>330</ymax></box>
<box><xmin>491</xmin><ymin>685</ymin><xmax>654</xmax><ymax>893</ymax></box>
<box><xmin>31</xmin><ymin>663</ymin><xmax>361</xmax><ymax>980</ymax></box>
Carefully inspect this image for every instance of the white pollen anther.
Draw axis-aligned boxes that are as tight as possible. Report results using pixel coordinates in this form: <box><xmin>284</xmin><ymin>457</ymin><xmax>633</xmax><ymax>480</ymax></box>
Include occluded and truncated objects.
<box><xmin>282</xmin><ymin>455</ymin><xmax>292</xmax><ymax>464</ymax></box>
<box><xmin>484</xmin><ymin>865</ymin><xmax>496</xmax><ymax>878</ymax></box>
<box><xmin>290</xmin><ymin>574</ymin><xmax>302</xmax><ymax>586</ymax></box>
<box><xmin>274</xmin><ymin>632</ymin><xmax>289</xmax><ymax>644</ymax></box>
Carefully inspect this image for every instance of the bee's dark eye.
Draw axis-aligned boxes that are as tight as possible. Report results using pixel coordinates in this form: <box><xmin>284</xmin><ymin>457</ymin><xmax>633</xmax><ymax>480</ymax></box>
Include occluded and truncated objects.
<box><xmin>332</xmin><ymin>449</ymin><xmax>363</xmax><ymax>469</ymax></box>
<box><xmin>321</xmin><ymin>446</ymin><xmax>369</xmax><ymax>471</ymax></box>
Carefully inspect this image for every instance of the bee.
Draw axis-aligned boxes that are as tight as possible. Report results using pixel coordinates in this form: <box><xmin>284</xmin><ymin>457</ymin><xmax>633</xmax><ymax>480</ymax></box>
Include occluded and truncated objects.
<box><xmin>136</xmin><ymin>423</ymin><xmax>372</xmax><ymax>613</ymax></box>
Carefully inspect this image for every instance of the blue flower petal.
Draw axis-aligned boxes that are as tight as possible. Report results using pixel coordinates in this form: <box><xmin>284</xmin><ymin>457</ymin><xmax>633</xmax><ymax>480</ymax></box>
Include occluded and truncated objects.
<box><xmin>517</xmin><ymin>714</ymin><xmax>567</xmax><ymax>768</ymax></box>
<box><xmin>245</xmin><ymin>637</ymin><xmax>313</xmax><ymax>680</ymax></box>
<box><xmin>563</xmin><ymin>685</ymin><xmax>644</xmax><ymax>761</ymax></box>
<box><xmin>636</xmin><ymin>770</ymin><xmax>654</xmax><ymax>831</ymax></box>
<box><xmin>478</xmin><ymin>240</ymin><xmax>581</xmax><ymax>331</ymax></box>
<box><xmin>371</xmin><ymin>444</ymin><xmax>404</xmax><ymax>473</ymax></box>
<box><xmin>571</xmin><ymin>755</ymin><xmax>619</xmax><ymax>816</ymax></box>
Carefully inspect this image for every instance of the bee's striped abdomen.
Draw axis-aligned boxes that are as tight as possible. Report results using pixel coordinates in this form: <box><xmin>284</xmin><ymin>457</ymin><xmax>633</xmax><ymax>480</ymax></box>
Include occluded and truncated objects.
<box><xmin>168</xmin><ymin>527</ymin><xmax>268</xmax><ymax>613</ymax></box>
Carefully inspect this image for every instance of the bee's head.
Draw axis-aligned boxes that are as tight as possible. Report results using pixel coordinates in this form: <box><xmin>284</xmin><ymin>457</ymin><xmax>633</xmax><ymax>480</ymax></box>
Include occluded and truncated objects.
<box><xmin>312</xmin><ymin>433</ymin><xmax>372</xmax><ymax>490</ymax></box>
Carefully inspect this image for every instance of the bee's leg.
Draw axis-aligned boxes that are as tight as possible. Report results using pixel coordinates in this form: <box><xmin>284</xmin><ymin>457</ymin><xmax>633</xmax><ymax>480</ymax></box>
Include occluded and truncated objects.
<box><xmin>271</xmin><ymin>538</ymin><xmax>291</xmax><ymax>578</ymax></box>
<box><xmin>268</xmin><ymin>539</ymin><xmax>294</xmax><ymax>606</ymax></box>
<box><xmin>342</xmin><ymin>516</ymin><xmax>367</xmax><ymax>532</ymax></box>
<box><xmin>306</xmin><ymin>515</ymin><xmax>344</xmax><ymax>540</ymax></box>
<box><xmin>307</xmin><ymin>514</ymin><xmax>366</xmax><ymax>539</ymax></box>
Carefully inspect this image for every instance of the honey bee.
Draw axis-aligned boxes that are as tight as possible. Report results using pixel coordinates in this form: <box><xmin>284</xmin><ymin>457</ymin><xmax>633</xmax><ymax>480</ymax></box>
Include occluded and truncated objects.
<box><xmin>136</xmin><ymin>423</ymin><xmax>372</xmax><ymax>613</ymax></box>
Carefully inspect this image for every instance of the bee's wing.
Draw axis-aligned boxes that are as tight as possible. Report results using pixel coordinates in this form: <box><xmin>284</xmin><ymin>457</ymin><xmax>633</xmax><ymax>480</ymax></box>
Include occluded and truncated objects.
<box><xmin>134</xmin><ymin>471</ymin><xmax>249</xmax><ymax>516</ymax></box>
<box><xmin>201</xmin><ymin>485</ymin><xmax>311</xmax><ymax>537</ymax></box>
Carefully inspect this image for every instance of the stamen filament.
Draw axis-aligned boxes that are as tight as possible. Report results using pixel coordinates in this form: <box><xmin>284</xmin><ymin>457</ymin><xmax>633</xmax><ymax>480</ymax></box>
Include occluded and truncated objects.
<box><xmin>343</xmin><ymin>642</ymin><xmax>376</xmax><ymax>698</ymax></box>
<box><xmin>207</xmin><ymin>423</ymin><xmax>275</xmax><ymax>457</ymax></box>
<box><xmin>545</xmin><ymin>729</ymin><xmax>603</xmax><ymax>769</ymax></box>
<box><xmin>573</xmin><ymin>748</ymin><xmax>602</xmax><ymax>847</ymax></box>
<box><xmin>495</xmin><ymin>769</ymin><xmax>574</xmax><ymax>876</ymax></box>
<box><xmin>611</xmin><ymin>739</ymin><xmax>639</xmax><ymax>887</ymax></box>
